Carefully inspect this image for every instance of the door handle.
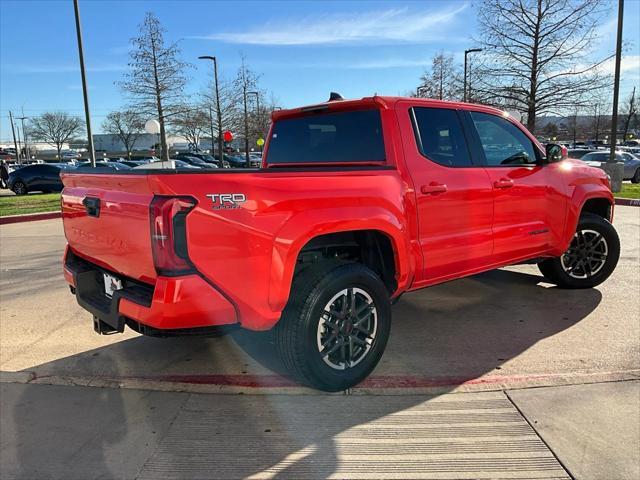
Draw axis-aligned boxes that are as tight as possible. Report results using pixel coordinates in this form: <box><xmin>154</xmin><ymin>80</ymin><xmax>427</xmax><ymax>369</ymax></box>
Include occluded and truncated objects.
<box><xmin>493</xmin><ymin>178</ymin><xmax>514</xmax><ymax>189</ymax></box>
<box><xmin>421</xmin><ymin>183</ymin><xmax>448</xmax><ymax>195</ymax></box>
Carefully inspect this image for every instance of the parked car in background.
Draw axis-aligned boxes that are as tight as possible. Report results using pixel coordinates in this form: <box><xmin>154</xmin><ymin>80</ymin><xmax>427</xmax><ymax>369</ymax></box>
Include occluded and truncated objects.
<box><xmin>178</xmin><ymin>152</ymin><xmax>229</xmax><ymax>168</ymax></box>
<box><xmin>75</xmin><ymin>162</ymin><xmax>132</xmax><ymax>172</ymax></box>
<box><xmin>61</xmin><ymin>151</ymin><xmax>81</xmax><ymax>160</ymax></box>
<box><xmin>566</xmin><ymin>149</ymin><xmax>595</xmax><ymax>159</ymax></box>
<box><xmin>249</xmin><ymin>153</ymin><xmax>263</xmax><ymax>167</ymax></box>
<box><xmin>580</xmin><ymin>151</ymin><xmax>640</xmax><ymax>183</ymax></box>
<box><xmin>173</xmin><ymin>153</ymin><xmax>217</xmax><ymax>169</ymax></box>
<box><xmin>132</xmin><ymin>159</ymin><xmax>200</xmax><ymax>170</ymax></box>
<box><xmin>119</xmin><ymin>160</ymin><xmax>148</xmax><ymax>168</ymax></box>
<box><xmin>7</xmin><ymin>163</ymin><xmax>73</xmax><ymax>194</ymax></box>
<box><xmin>225</xmin><ymin>154</ymin><xmax>251</xmax><ymax>168</ymax></box>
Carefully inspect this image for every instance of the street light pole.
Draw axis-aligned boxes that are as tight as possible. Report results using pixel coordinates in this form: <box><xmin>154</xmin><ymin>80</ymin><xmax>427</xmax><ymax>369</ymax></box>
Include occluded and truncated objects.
<box><xmin>247</xmin><ymin>91</ymin><xmax>261</xmax><ymax>152</ymax></box>
<box><xmin>464</xmin><ymin>48</ymin><xmax>483</xmax><ymax>103</ymax></box>
<box><xmin>17</xmin><ymin>112</ymin><xmax>28</xmax><ymax>160</ymax></box>
<box><xmin>8</xmin><ymin>111</ymin><xmax>20</xmax><ymax>164</ymax></box>
<box><xmin>243</xmin><ymin>84</ymin><xmax>250</xmax><ymax>167</ymax></box>
<box><xmin>605</xmin><ymin>0</ymin><xmax>625</xmax><ymax>193</ymax></box>
<box><xmin>73</xmin><ymin>0</ymin><xmax>96</xmax><ymax>167</ymax></box>
<box><xmin>198</xmin><ymin>56</ymin><xmax>224</xmax><ymax>164</ymax></box>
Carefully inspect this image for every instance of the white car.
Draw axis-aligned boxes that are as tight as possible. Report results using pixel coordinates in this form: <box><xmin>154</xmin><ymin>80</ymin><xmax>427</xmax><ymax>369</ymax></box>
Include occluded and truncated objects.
<box><xmin>132</xmin><ymin>159</ymin><xmax>199</xmax><ymax>170</ymax></box>
<box><xmin>581</xmin><ymin>151</ymin><xmax>640</xmax><ymax>183</ymax></box>
<box><xmin>61</xmin><ymin>151</ymin><xmax>81</xmax><ymax>160</ymax></box>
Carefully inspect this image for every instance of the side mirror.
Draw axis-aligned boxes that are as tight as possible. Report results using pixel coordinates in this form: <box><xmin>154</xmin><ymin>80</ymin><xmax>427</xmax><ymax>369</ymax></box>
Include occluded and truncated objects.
<box><xmin>544</xmin><ymin>143</ymin><xmax>566</xmax><ymax>163</ymax></box>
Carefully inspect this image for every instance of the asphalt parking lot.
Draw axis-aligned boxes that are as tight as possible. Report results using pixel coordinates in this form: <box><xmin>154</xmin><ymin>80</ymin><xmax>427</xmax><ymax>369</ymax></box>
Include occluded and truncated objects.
<box><xmin>1</xmin><ymin>207</ymin><xmax>639</xmax><ymax>479</ymax></box>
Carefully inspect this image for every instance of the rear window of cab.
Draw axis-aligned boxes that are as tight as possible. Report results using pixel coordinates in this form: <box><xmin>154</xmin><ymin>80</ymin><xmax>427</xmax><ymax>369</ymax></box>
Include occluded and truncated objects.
<box><xmin>266</xmin><ymin>109</ymin><xmax>385</xmax><ymax>164</ymax></box>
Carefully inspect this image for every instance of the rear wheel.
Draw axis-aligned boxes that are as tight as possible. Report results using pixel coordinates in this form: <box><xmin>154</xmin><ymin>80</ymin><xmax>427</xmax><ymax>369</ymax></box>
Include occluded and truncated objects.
<box><xmin>12</xmin><ymin>181</ymin><xmax>26</xmax><ymax>195</ymax></box>
<box><xmin>275</xmin><ymin>262</ymin><xmax>391</xmax><ymax>391</ymax></box>
<box><xmin>632</xmin><ymin>168</ymin><xmax>640</xmax><ymax>184</ymax></box>
<box><xmin>538</xmin><ymin>213</ymin><xmax>619</xmax><ymax>288</ymax></box>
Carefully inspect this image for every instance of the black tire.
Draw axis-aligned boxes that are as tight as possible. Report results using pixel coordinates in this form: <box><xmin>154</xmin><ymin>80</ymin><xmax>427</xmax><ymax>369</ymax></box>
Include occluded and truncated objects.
<box><xmin>12</xmin><ymin>181</ymin><xmax>26</xmax><ymax>196</ymax></box>
<box><xmin>275</xmin><ymin>261</ymin><xmax>391</xmax><ymax>392</ymax></box>
<box><xmin>538</xmin><ymin>213</ymin><xmax>620</xmax><ymax>288</ymax></box>
<box><xmin>632</xmin><ymin>168</ymin><xmax>640</xmax><ymax>184</ymax></box>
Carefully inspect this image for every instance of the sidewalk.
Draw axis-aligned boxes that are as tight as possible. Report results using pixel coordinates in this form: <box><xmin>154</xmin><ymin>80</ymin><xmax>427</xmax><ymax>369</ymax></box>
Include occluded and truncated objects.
<box><xmin>1</xmin><ymin>380</ymin><xmax>637</xmax><ymax>479</ymax></box>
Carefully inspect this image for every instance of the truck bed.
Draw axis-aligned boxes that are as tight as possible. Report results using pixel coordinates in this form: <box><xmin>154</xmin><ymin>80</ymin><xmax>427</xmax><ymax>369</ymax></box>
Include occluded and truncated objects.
<box><xmin>61</xmin><ymin>167</ymin><xmax>406</xmax><ymax>330</ymax></box>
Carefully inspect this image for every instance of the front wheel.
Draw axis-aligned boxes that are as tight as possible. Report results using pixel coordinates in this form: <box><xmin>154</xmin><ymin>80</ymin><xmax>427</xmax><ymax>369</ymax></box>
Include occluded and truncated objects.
<box><xmin>12</xmin><ymin>181</ymin><xmax>27</xmax><ymax>195</ymax></box>
<box><xmin>538</xmin><ymin>213</ymin><xmax>620</xmax><ymax>288</ymax></box>
<box><xmin>275</xmin><ymin>262</ymin><xmax>391</xmax><ymax>392</ymax></box>
<box><xmin>632</xmin><ymin>168</ymin><xmax>640</xmax><ymax>184</ymax></box>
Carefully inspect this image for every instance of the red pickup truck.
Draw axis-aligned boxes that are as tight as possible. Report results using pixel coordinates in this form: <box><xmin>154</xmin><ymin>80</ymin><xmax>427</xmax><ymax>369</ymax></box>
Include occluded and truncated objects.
<box><xmin>61</xmin><ymin>96</ymin><xmax>619</xmax><ymax>391</ymax></box>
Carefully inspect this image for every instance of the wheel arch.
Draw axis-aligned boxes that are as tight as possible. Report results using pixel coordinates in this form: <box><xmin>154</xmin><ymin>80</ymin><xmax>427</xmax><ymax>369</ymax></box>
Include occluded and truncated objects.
<box><xmin>268</xmin><ymin>209</ymin><xmax>413</xmax><ymax>313</ymax></box>
<box><xmin>562</xmin><ymin>191</ymin><xmax>614</xmax><ymax>252</ymax></box>
<box><xmin>581</xmin><ymin>197</ymin><xmax>613</xmax><ymax>221</ymax></box>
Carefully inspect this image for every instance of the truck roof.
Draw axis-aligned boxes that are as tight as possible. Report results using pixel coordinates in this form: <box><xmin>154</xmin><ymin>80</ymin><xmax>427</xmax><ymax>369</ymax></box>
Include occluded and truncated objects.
<box><xmin>272</xmin><ymin>96</ymin><xmax>510</xmax><ymax>121</ymax></box>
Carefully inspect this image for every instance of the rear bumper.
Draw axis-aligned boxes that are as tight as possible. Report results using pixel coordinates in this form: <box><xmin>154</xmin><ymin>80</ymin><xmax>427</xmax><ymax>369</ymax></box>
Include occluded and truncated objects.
<box><xmin>64</xmin><ymin>247</ymin><xmax>238</xmax><ymax>334</ymax></box>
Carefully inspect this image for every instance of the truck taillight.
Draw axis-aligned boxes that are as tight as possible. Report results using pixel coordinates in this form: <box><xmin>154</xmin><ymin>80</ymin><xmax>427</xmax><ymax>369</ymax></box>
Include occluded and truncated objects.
<box><xmin>150</xmin><ymin>196</ymin><xmax>197</xmax><ymax>276</ymax></box>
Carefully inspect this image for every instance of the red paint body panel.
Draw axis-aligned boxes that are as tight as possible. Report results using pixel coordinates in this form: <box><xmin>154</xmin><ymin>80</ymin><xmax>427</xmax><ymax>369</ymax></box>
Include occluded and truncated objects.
<box><xmin>60</xmin><ymin>96</ymin><xmax>614</xmax><ymax>333</ymax></box>
<box><xmin>61</xmin><ymin>174</ymin><xmax>157</xmax><ymax>283</ymax></box>
<box><xmin>118</xmin><ymin>275</ymin><xmax>237</xmax><ymax>329</ymax></box>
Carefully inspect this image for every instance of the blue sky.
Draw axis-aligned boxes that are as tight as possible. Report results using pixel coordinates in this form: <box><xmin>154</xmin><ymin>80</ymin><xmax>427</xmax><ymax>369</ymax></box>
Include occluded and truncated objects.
<box><xmin>1</xmin><ymin>0</ymin><xmax>639</xmax><ymax>142</ymax></box>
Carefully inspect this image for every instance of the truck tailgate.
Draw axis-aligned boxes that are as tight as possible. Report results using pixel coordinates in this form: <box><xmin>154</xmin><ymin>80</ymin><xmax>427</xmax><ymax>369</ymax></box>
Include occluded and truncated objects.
<box><xmin>61</xmin><ymin>173</ymin><xmax>157</xmax><ymax>283</ymax></box>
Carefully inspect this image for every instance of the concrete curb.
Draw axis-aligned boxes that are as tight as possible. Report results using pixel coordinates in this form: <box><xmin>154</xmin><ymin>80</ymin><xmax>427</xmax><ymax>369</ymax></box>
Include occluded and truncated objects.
<box><xmin>2</xmin><ymin>369</ymin><xmax>638</xmax><ymax>396</ymax></box>
<box><xmin>0</xmin><ymin>211</ymin><xmax>61</xmax><ymax>225</ymax></box>
<box><xmin>615</xmin><ymin>197</ymin><xmax>640</xmax><ymax>207</ymax></box>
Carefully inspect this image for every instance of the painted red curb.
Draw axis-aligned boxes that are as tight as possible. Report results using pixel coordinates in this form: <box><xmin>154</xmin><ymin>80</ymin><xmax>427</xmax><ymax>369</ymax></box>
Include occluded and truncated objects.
<box><xmin>615</xmin><ymin>197</ymin><xmax>640</xmax><ymax>207</ymax></box>
<box><xmin>53</xmin><ymin>370</ymin><xmax>633</xmax><ymax>389</ymax></box>
<box><xmin>0</xmin><ymin>211</ymin><xmax>61</xmax><ymax>225</ymax></box>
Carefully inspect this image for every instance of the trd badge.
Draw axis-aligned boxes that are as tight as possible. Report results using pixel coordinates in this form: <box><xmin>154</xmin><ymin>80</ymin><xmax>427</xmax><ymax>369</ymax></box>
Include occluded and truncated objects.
<box><xmin>206</xmin><ymin>193</ymin><xmax>247</xmax><ymax>210</ymax></box>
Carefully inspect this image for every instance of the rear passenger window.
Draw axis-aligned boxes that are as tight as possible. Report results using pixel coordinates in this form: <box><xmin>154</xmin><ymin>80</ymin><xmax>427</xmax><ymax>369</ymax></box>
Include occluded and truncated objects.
<box><xmin>470</xmin><ymin>111</ymin><xmax>538</xmax><ymax>166</ymax></box>
<box><xmin>412</xmin><ymin>107</ymin><xmax>472</xmax><ymax>167</ymax></box>
<box><xmin>267</xmin><ymin>109</ymin><xmax>385</xmax><ymax>164</ymax></box>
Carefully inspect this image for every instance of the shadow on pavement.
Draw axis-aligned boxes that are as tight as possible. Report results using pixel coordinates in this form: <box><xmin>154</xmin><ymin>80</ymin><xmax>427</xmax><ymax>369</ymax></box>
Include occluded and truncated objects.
<box><xmin>8</xmin><ymin>268</ymin><xmax>602</xmax><ymax>479</ymax></box>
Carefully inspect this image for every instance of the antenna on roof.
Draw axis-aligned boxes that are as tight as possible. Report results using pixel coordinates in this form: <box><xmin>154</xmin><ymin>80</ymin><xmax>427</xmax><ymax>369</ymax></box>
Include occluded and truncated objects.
<box><xmin>328</xmin><ymin>92</ymin><xmax>344</xmax><ymax>102</ymax></box>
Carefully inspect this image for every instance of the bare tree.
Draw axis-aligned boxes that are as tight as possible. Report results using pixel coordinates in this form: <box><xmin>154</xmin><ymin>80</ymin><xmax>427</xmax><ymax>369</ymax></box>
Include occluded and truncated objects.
<box><xmin>567</xmin><ymin>108</ymin><xmax>580</xmax><ymax>145</ymax></box>
<box><xmin>200</xmin><ymin>76</ymin><xmax>243</xmax><ymax>148</ymax></box>
<box><xmin>173</xmin><ymin>107</ymin><xmax>210</xmax><ymax>150</ymax></box>
<box><xmin>541</xmin><ymin>121</ymin><xmax>559</xmax><ymax>138</ymax></box>
<box><xmin>622</xmin><ymin>87</ymin><xmax>637</xmax><ymax>142</ymax></box>
<box><xmin>28</xmin><ymin>112</ymin><xmax>85</xmax><ymax>159</ymax></box>
<box><xmin>119</xmin><ymin>12</ymin><xmax>190</xmax><ymax>161</ymax></box>
<box><xmin>102</xmin><ymin>110</ymin><xmax>144</xmax><ymax>158</ymax></box>
<box><xmin>475</xmin><ymin>0</ymin><xmax>611</xmax><ymax>132</ymax></box>
<box><xmin>233</xmin><ymin>57</ymin><xmax>260</xmax><ymax>166</ymax></box>
<box><xmin>417</xmin><ymin>52</ymin><xmax>462</xmax><ymax>101</ymax></box>
<box><xmin>587</xmin><ymin>89</ymin><xmax>610</xmax><ymax>143</ymax></box>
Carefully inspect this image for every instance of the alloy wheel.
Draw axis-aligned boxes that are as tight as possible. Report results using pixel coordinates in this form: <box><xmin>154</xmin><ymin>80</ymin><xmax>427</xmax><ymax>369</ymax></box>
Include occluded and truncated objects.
<box><xmin>316</xmin><ymin>287</ymin><xmax>378</xmax><ymax>370</ymax></box>
<box><xmin>560</xmin><ymin>229</ymin><xmax>608</xmax><ymax>279</ymax></box>
<box><xmin>13</xmin><ymin>182</ymin><xmax>26</xmax><ymax>195</ymax></box>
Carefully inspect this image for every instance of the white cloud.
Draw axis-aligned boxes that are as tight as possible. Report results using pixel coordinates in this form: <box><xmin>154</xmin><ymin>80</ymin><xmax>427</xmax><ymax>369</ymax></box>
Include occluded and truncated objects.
<box><xmin>264</xmin><ymin>57</ymin><xmax>436</xmax><ymax>70</ymax></box>
<box><xmin>600</xmin><ymin>55</ymin><xmax>640</xmax><ymax>77</ymax></box>
<box><xmin>6</xmin><ymin>64</ymin><xmax>126</xmax><ymax>74</ymax></box>
<box><xmin>550</xmin><ymin>55</ymin><xmax>640</xmax><ymax>79</ymax></box>
<box><xmin>192</xmin><ymin>4</ymin><xmax>469</xmax><ymax>45</ymax></box>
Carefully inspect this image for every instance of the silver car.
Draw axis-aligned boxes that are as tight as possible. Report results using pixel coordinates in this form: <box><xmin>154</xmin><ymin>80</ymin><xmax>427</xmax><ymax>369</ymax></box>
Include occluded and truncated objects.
<box><xmin>581</xmin><ymin>151</ymin><xmax>640</xmax><ymax>183</ymax></box>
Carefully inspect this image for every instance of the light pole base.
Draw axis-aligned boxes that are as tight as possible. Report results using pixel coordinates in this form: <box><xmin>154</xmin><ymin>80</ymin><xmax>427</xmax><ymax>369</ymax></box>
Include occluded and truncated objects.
<box><xmin>601</xmin><ymin>161</ymin><xmax>625</xmax><ymax>193</ymax></box>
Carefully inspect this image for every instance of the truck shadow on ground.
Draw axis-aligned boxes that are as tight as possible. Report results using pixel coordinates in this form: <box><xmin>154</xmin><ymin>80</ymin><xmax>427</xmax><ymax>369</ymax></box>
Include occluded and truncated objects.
<box><xmin>9</xmin><ymin>268</ymin><xmax>602</xmax><ymax>479</ymax></box>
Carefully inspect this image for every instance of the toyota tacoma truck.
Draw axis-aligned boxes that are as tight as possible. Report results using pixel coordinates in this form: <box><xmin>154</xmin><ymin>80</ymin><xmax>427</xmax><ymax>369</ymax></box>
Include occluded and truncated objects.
<box><xmin>61</xmin><ymin>96</ymin><xmax>619</xmax><ymax>391</ymax></box>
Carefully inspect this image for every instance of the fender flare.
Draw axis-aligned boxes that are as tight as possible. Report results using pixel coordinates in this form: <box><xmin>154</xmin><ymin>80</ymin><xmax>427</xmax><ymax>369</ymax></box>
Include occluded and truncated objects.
<box><xmin>562</xmin><ymin>188</ymin><xmax>614</xmax><ymax>252</ymax></box>
<box><xmin>267</xmin><ymin>206</ymin><xmax>413</xmax><ymax>312</ymax></box>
